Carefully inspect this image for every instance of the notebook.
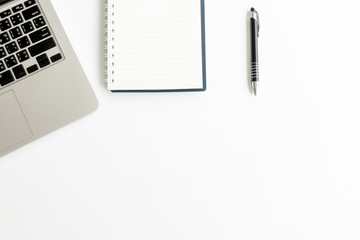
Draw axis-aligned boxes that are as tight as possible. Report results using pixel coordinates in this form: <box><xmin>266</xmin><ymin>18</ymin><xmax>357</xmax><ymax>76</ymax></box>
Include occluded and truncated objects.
<box><xmin>104</xmin><ymin>0</ymin><xmax>206</xmax><ymax>92</ymax></box>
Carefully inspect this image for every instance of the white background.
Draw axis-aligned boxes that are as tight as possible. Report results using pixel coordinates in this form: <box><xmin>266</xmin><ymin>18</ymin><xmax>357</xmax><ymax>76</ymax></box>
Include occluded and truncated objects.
<box><xmin>1</xmin><ymin>0</ymin><xmax>360</xmax><ymax>239</ymax></box>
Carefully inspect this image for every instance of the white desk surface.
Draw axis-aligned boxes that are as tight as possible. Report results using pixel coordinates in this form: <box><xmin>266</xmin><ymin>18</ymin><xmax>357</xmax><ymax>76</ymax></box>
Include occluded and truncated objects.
<box><xmin>1</xmin><ymin>0</ymin><xmax>360</xmax><ymax>239</ymax></box>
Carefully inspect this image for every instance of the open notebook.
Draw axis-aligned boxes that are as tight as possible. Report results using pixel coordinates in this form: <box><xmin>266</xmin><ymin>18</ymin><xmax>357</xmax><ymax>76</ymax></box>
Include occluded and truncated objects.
<box><xmin>105</xmin><ymin>0</ymin><xmax>206</xmax><ymax>92</ymax></box>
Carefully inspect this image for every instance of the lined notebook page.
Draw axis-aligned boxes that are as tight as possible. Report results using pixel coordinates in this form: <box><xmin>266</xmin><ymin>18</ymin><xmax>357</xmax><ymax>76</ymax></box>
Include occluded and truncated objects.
<box><xmin>107</xmin><ymin>0</ymin><xmax>204</xmax><ymax>91</ymax></box>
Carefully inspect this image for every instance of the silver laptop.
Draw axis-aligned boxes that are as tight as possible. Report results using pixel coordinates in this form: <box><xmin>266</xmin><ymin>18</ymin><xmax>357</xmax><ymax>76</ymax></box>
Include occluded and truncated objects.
<box><xmin>0</xmin><ymin>0</ymin><xmax>98</xmax><ymax>157</ymax></box>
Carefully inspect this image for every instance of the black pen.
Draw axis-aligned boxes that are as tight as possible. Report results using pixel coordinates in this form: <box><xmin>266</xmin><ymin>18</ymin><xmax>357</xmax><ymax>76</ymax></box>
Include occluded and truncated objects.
<box><xmin>250</xmin><ymin>8</ymin><xmax>260</xmax><ymax>96</ymax></box>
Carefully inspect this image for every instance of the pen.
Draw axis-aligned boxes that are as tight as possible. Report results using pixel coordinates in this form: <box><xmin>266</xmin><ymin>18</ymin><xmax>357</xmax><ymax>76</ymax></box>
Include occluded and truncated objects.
<box><xmin>250</xmin><ymin>8</ymin><xmax>260</xmax><ymax>96</ymax></box>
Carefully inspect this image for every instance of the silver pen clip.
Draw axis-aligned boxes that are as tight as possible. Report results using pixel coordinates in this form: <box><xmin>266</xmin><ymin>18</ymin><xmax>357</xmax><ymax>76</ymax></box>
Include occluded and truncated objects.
<box><xmin>255</xmin><ymin>10</ymin><xmax>260</xmax><ymax>36</ymax></box>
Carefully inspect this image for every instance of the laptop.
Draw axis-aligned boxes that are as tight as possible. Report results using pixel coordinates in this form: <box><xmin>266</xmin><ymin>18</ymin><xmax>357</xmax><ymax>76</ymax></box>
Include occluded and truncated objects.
<box><xmin>0</xmin><ymin>0</ymin><xmax>98</xmax><ymax>157</ymax></box>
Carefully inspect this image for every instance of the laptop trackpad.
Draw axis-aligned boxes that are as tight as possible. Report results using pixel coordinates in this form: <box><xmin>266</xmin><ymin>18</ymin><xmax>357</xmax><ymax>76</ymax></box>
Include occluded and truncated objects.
<box><xmin>0</xmin><ymin>91</ymin><xmax>33</xmax><ymax>152</ymax></box>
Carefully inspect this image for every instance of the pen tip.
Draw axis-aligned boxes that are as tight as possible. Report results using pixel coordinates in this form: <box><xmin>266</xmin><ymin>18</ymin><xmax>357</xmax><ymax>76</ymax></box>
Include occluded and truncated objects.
<box><xmin>252</xmin><ymin>82</ymin><xmax>258</xmax><ymax>96</ymax></box>
<box><xmin>251</xmin><ymin>7</ymin><xmax>256</xmax><ymax>12</ymax></box>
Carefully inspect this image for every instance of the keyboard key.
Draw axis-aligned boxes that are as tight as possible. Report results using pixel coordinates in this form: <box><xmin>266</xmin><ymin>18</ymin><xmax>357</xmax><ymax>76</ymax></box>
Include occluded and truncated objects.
<box><xmin>22</xmin><ymin>5</ymin><xmax>40</xmax><ymax>20</ymax></box>
<box><xmin>10</xmin><ymin>13</ymin><xmax>23</xmax><ymax>26</ymax></box>
<box><xmin>0</xmin><ymin>19</ymin><xmax>11</xmax><ymax>31</ymax></box>
<box><xmin>0</xmin><ymin>32</ymin><xmax>10</xmax><ymax>45</ymax></box>
<box><xmin>50</xmin><ymin>53</ymin><xmax>62</xmax><ymax>63</ymax></box>
<box><xmin>12</xmin><ymin>4</ymin><xmax>24</xmax><ymax>13</ymax></box>
<box><xmin>9</xmin><ymin>27</ymin><xmax>22</xmax><ymax>39</ymax></box>
<box><xmin>0</xmin><ymin>47</ymin><xmax>6</xmax><ymax>58</ymax></box>
<box><xmin>29</xmin><ymin>26</ymin><xmax>50</xmax><ymax>43</ymax></box>
<box><xmin>16</xmin><ymin>50</ymin><xmax>29</xmax><ymax>62</ymax></box>
<box><xmin>28</xmin><ymin>37</ymin><xmax>56</xmax><ymax>57</ymax></box>
<box><xmin>36</xmin><ymin>53</ymin><xmax>50</xmax><ymax>68</ymax></box>
<box><xmin>0</xmin><ymin>10</ymin><xmax>11</xmax><ymax>19</ymax></box>
<box><xmin>0</xmin><ymin>60</ymin><xmax>5</xmax><ymax>71</ymax></box>
<box><xmin>0</xmin><ymin>70</ymin><xmax>14</xmax><ymax>86</ymax></box>
<box><xmin>21</xmin><ymin>21</ymin><xmax>34</xmax><ymax>33</ymax></box>
<box><xmin>33</xmin><ymin>16</ymin><xmax>45</xmax><ymax>28</ymax></box>
<box><xmin>27</xmin><ymin>64</ymin><xmax>38</xmax><ymax>74</ymax></box>
<box><xmin>5</xmin><ymin>42</ymin><xmax>18</xmax><ymax>54</ymax></box>
<box><xmin>17</xmin><ymin>36</ymin><xmax>30</xmax><ymax>48</ymax></box>
<box><xmin>12</xmin><ymin>65</ymin><xmax>26</xmax><ymax>79</ymax></box>
<box><xmin>24</xmin><ymin>0</ymin><xmax>36</xmax><ymax>8</ymax></box>
<box><xmin>4</xmin><ymin>55</ymin><xmax>17</xmax><ymax>68</ymax></box>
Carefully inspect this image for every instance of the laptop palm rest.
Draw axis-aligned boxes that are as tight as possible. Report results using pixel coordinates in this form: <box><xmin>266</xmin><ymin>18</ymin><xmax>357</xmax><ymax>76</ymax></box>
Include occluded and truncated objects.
<box><xmin>0</xmin><ymin>91</ymin><xmax>33</xmax><ymax>152</ymax></box>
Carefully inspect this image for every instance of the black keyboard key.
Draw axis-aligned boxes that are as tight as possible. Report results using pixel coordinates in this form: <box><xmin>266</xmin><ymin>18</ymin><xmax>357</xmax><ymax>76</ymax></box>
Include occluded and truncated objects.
<box><xmin>29</xmin><ymin>26</ymin><xmax>50</xmax><ymax>43</ymax></box>
<box><xmin>50</xmin><ymin>53</ymin><xmax>62</xmax><ymax>63</ymax></box>
<box><xmin>0</xmin><ymin>19</ymin><xmax>11</xmax><ymax>31</ymax></box>
<box><xmin>5</xmin><ymin>42</ymin><xmax>18</xmax><ymax>54</ymax></box>
<box><xmin>0</xmin><ymin>70</ymin><xmax>14</xmax><ymax>86</ymax></box>
<box><xmin>9</xmin><ymin>27</ymin><xmax>22</xmax><ymax>39</ymax></box>
<box><xmin>24</xmin><ymin>0</ymin><xmax>36</xmax><ymax>8</ymax></box>
<box><xmin>27</xmin><ymin>64</ymin><xmax>38</xmax><ymax>74</ymax></box>
<box><xmin>12</xmin><ymin>65</ymin><xmax>26</xmax><ymax>79</ymax></box>
<box><xmin>10</xmin><ymin>13</ymin><xmax>23</xmax><ymax>26</ymax></box>
<box><xmin>21</xmin><ymin>21</ymin><xmax>34</xmax><ymax>33</ymax></box>
<box><xmin>17</xmin><ymin>36</ymin><xmax>30</xmax><ymax>48</ymax></box>
<box><xmin>33</xmin><ymin>16</ymin><xmax>45</xmax><ymax>28</ymax></box>
<box><xmin>36</xmin><ymin>53</ymin><xmax>50</xmax><ymax>68</ymax></box>
<box><xmin>28</xmin><ymin>37</ymin><xmax>56</xmax><ymax>57</ymax></box>
<box><xmin>4</xmin><ymin>55</ymin><xmax>17</xmax><ymax>68</ymax></box>
<box><xmin>22</xmin><ymin>5</ymin><xmax>40</xmax><ymax>20</ymax></box>
<box><xmin>12</xmin><ymin>4</ymin><xmax>24</xmax><ymax>13</ymax></box>
<box><xmin>0</xmin><ymin>10</ymin><xmax>11</xmax><ymax>19</ymax></box>
<box><xmin>0</xmin><ymin>60</ymin><xmax>5</xmax><ymax>71</ymax></box>
<box><xmin>16</xmin><ymin>50</ymin><xmax>29</xmax><ymax>62</ymax></box>
<box><xmin>0</xmin><ymin>32</ymin><xmax>10</xmax><ymax>45</ymax></box>
<box><xmin>0</xmin><ymin>47</ymin><xmax>6</xmax><ymax>58</ymax></box>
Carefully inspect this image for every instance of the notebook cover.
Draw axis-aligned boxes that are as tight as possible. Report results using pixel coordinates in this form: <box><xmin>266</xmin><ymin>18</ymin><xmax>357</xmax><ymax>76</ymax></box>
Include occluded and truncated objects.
<box><xmin>105</xmin><ymin>0</ymin><xmax>207</xmax><ymax>93</ymax></box>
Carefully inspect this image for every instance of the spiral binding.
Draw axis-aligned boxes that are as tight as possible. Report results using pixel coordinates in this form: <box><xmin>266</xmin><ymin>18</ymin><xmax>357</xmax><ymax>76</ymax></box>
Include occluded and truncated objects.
<box><xmin>104</xmin><ymin>0</ymin><xmax>108</xmax><ymax>83</ymax></box>
<box><xmin>104</xmin><ymin>0</ymin><xmax>115</xmax><ymax>85</ymax></box>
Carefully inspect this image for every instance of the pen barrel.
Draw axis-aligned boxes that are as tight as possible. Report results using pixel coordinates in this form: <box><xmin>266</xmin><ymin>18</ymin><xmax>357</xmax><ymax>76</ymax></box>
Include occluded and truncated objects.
<box><xmin>250</xmin><ymin>18</ymin><xmax>259</xmax><ymax>82</ymax></box>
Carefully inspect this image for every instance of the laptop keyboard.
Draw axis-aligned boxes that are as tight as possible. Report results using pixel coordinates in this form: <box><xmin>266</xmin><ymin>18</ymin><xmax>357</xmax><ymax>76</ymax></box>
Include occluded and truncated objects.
<box><xmin>0</xmin><ymin>0</ymin><xmax>63</xmax><ymax>89</ymax></box>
